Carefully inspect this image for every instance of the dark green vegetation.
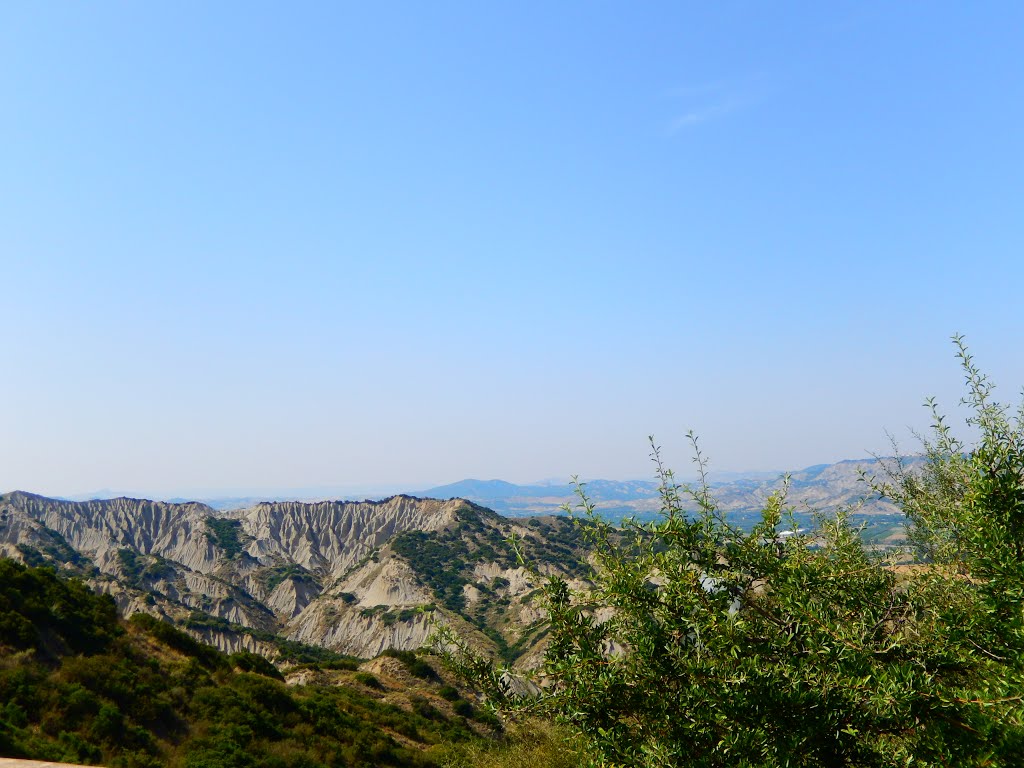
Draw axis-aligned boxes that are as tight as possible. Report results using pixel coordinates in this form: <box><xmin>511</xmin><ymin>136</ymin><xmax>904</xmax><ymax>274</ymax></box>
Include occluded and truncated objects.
<box><xmin>15</xmin><ymin>523</ymin><xmax>93</xmax><ymax>572</ymax></box>
<box><xmin>205</xmin><ymin>517</ymin><xmax>246</xmax><ymax>559</ymax></box>
<box><xmin>182</xmin><ymin>612</ymin><xmax>360</xmax><ymax>666</ymax></box>
<box><xmin>263</xmin><ymin>564</ymin><xmax>314</xmax><ymax>593</ymax></box>
<box><xmin>463</xmin><ymin>339</ymin><xmax>1024</xmax><ymax>767</ymax></box>
<box><xmin>0</xmin><ymin>560</ymin><xmax>495</xmax><ymax>767</ymax></box>
<box><xmin>358</xmin><ymin>604</ymin><xmax>435</xmax><ymax>627</ymax></box>
<box><xmin>117</xmin><ymin>549</ymin><xmax>176</xmax><ymax>586</ymax></box>
<box><xmin>393</xmin><ymin>505</ymin><xmax>596</xmax><ymax>665</ymax></box>
<box><xmin>393</xmin><ymin>506</ymin><xmax>592</xmax><ymax>613</ymax></box>
<box><xmin>391</xmin><ymin>505</ymin><xmax>521</xmax><ymax>613</ymax></box>
<box><xmin>0</xmin><ymin>558</ymin><xmax>120</xmax><ymax>659</ymax></box>
<box><xmin>380</xmin><ymin>649</ymin><xmax>439</xmax><ymax>682</ymax></box>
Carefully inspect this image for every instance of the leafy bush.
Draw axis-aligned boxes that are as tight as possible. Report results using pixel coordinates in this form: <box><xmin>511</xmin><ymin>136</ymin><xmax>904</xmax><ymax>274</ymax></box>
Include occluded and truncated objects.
<box><xmin>522</xmin><ymin>339</ymin><xmax>1024</xmax><ymax>767</ymax></box>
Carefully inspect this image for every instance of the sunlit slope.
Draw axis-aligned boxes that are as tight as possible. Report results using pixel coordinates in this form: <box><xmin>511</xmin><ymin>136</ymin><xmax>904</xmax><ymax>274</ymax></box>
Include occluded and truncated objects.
<box><xmin>0</xmin><ymin>493</ymin><xmax>592</xmax><ymax>662</ymax></box>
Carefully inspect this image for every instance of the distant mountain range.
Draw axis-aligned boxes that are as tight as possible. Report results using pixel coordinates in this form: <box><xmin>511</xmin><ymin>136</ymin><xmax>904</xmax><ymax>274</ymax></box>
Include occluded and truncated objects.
<box><xmin>419</xmin><ymin>457</ymin><xmax>922</xmax><ymax>523</ymax></box>
<box><xmin>46</xmin><ymin>457</ymin><xmax>922</xmax><ymax>522</ymax></box>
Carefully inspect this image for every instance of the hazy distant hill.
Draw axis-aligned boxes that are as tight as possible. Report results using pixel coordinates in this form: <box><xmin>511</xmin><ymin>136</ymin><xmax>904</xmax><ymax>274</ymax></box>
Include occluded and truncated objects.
<box><xmin>417</xmin><ymin>478</ymin><xmax>658</xmax><ymax>517</ymax></box>
<box><xmin>420</xmin><ymin>457</ymin><xmax>921</xmax><ymax>522</ymax></box>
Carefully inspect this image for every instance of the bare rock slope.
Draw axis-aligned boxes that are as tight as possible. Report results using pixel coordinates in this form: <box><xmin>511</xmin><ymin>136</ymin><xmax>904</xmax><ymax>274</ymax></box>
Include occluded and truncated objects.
<box><xmin>0</xmin><ymin>491</ymin><xmax>589</xmax><ymax>663</ymax></box>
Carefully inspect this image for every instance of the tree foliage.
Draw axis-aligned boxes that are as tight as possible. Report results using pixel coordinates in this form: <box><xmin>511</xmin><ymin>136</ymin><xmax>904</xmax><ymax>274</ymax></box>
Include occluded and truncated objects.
<box><xmin>520</xmin><ymin>338</ymin><xmax>1024</xmax><ymax>767</ymax></box>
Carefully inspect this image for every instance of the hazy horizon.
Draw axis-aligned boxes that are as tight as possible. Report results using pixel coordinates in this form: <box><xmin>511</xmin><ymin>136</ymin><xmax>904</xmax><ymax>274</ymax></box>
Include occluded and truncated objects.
<box><xmin>4</xmin><ymin>4</ymin><xmax>1023</xmax><ymax>497</ymax></box>
<box><xmin>4</xmin><ymin>454</ymin><xmax>891</xmax><ymax>503</ymax></box>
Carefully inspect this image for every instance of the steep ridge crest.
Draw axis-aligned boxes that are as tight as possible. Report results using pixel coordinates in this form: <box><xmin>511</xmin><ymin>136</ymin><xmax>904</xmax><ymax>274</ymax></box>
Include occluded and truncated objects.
<box><xmin>239</xmin><ymin>495</ymin><xmax>462</xmax><ymax>578</ymax></box>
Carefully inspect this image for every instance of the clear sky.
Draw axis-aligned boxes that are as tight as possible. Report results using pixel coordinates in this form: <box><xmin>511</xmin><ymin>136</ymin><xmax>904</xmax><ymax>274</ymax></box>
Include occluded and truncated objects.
<box><xmin>2</xmin><ymin>2</ymin><xmax>1023</xmax><ymax>498</ymax></box>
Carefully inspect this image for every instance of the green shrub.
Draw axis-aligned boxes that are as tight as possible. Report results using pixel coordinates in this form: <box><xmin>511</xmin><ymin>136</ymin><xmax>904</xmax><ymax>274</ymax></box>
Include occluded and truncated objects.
<box><xmin>438</xmin><ymin>685</ymin><xmax>460</xmax><ymax>701</ymax></box>
<box><xmin>526</xmin><ymin>339</ymin><xmax>1024</xmax><ymax>767</ymax></box>
<box><xmin>354</xmin><ymin>672</ymin><xmax>382</xmax><ymax>689</ymax></box>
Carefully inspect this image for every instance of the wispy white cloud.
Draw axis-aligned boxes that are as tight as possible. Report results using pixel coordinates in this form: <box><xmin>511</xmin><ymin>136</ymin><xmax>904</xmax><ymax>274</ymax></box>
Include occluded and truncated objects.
<box><xmin>668</xmin><ymin>100</ymin><xmax>743</xmax><ymax>132</ymax></box>
<box><xmin>664</xmin><ymin>74</ymin><xmax>770</xmax><ymax>135</ymax></box>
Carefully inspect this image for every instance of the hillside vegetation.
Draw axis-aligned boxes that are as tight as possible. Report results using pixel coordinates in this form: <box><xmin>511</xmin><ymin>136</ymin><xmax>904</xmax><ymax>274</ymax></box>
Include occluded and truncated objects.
<box><xmin>0</xmin><ymin>559</ymin><xmax>504</xmax><ymax>767</ymax></box>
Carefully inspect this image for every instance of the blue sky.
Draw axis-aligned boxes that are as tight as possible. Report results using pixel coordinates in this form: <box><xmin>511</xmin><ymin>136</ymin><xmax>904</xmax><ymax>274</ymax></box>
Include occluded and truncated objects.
<box><xmin>2</xmin><ymin>3</ymin><xmax>1023</xmax><ymax>497</ymax></box>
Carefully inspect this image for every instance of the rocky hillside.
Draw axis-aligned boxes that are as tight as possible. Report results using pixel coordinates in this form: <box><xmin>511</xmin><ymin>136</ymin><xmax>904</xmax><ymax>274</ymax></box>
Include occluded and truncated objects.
<box><xmin>0</xmin><ymin>559</ymin><xmax>498</xmax><ymax>767</ymax></box>
<box><xmin>0</xmin><ymin>492</ymin><xmax>593</xmax><ymax>664</ymax></box>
